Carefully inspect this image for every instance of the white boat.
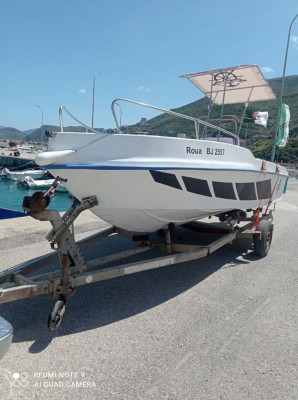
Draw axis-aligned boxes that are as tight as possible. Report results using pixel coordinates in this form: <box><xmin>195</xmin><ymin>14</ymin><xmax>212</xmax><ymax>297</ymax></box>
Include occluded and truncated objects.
<box><xmin>0</xmin><ymin>167</ymin><xmax>46</xmax><ymax>181</ymax></box>
<box><xmin>35</xmin><ymin>65</ymin><xmax>288</xmax><ymax>233</ymax></box>
<box><xmin>17</xmin><ymin>176</ymin><xmax>68</xmax><ymax>192</ymax></box>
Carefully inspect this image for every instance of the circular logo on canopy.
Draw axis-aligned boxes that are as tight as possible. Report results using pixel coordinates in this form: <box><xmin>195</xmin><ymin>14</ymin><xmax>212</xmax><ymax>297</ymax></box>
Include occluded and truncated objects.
<box><xmin>213</xmin><ymin>70</ymin><xmax>246</xmax><ymax>87</ymax></box>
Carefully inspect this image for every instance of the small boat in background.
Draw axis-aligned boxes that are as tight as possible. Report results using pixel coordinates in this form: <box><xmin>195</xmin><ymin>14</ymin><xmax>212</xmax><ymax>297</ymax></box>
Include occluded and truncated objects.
<box><xmin>17</xmin><ymin>176</ymin><xmax>68</xmax><ymax>192</ymax></box>
<box><xmin>0</xmin><ymin>167</ymin><xmax>47</xmax><ymax>181</ymax></box>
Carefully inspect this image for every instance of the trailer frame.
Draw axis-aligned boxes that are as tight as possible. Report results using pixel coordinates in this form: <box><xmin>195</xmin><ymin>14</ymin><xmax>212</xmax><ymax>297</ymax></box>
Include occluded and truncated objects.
<box><xmin>0</xmin><ymin>195</ymin><xmax>274</xmax><ymax>331</ymax></box>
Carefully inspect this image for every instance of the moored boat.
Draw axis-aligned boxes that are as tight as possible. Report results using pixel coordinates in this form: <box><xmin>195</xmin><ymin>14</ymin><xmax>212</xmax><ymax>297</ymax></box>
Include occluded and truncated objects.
<box><xmin>0</xmin><ymin>167</ymin><xmax>46</xmax><ymax>181</ymax></box>
<box><xmin>17</xmin><ymin>176</ymin><xmax>68</xmax><ymax>192</ymax></box>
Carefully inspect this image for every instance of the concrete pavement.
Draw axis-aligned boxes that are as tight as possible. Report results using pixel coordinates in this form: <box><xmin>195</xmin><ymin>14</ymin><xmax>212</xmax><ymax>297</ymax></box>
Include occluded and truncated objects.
<box><xmin>0</xmin><ymin>180</ymin><xmax>297</xmax><ymax>400</ymax></box>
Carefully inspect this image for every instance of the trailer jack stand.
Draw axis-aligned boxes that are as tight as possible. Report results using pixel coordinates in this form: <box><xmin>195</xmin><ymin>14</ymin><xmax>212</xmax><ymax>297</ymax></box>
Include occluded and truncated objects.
<box><xmin>29</xmin><ymin>195</ymin><xmax>98</xmax><ymax>330</ymax></box>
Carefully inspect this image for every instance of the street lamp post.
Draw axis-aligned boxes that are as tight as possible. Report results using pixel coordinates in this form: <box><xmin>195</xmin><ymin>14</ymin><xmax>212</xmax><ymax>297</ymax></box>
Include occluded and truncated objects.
<box><xmin>92</xmin><ymin>72</ymin><xmax>100</xmax><ymax>129</ymax></box>
<box><xmin>36</xmin><ymin>105</ymin><xmax>44</xmax><ymax>149</ymax></box>
<box><xmin>271</xmin><ymin>14</ymin><xmax>298</xmax><ymax>162</ymax></box>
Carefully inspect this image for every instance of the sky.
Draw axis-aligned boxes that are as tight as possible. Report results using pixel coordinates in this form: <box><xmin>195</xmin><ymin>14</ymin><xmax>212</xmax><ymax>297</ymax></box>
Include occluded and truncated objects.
<box><xmin>0</xmin><ymin>0</ymin><xmax>297</xmax><ymax>131</ymax></box>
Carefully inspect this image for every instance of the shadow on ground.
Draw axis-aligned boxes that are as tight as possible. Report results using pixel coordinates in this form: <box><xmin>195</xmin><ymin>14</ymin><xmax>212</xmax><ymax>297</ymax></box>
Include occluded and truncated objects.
<box><xmin>0</xmin><ymin>227</ymin><xmax>257</xmax><ymax>353</ymax></box>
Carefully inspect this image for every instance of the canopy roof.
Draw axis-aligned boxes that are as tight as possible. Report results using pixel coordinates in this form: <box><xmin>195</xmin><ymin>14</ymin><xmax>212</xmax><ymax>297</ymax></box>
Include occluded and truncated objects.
<box><xmin>181</xmin><ymin>65</ymin><xmax>276</xmax><ymax>105</ymax></box>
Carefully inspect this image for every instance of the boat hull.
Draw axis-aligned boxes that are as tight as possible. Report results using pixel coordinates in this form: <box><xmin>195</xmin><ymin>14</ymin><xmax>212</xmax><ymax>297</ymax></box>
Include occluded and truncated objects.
<box><xmin>37</xmin><ymin>132</ymin><xmax>288</xmax><ymax>232</ymax></box>
<box><xmin>47</xmin><ymin>167</ymin><xmax>287</xmax><ymax>232</ymax></box>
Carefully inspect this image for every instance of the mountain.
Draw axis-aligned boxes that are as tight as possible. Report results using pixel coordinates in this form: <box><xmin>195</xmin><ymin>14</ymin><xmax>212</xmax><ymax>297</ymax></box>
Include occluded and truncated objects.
<box><xmin>29</xmin><ymin>125</ymin><xmax>103</xmax><ymax>142</ymax></box>
<box><xmin>0</xmin><ymin>125</ymin><xmax>95</xmax><ymax>142</ymax></box>
<box><xmin>0</xmin><ymin>127</ymin><xmax>25</xmax><ymax>141</ymax></box>
<box><xmin>125</xmin><ymin>75</ymin><xmax>298</xmax><ymax>162</ymax></box>
<box><xmin>128</xmin><ymin>75</ymin><xmax>298</xmax><ymax>139</ymax></box>
<box><xmin>24</xmin><ymin>128</ymin><xmax>38</xmax><ymax>135</ymax></box>
<box><xmin>1</xmin><ymin>75</ymin><xmax>297</xmax><ymax>162</ymax></box>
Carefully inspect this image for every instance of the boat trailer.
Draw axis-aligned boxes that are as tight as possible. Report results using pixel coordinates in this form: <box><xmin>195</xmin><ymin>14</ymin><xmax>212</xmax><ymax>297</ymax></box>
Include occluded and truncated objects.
<box><xmin>0</xmin><ymin>182</ymin><xmax>274</xmax><ymax>332</ymax></box>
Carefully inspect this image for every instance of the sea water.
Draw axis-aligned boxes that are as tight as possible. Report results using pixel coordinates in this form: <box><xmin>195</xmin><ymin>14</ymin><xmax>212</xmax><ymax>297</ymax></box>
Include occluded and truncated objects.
<box><xmin>0</xmin><ymin>178</ymin><xmax>71</xmax><ymax>212</ymax></box>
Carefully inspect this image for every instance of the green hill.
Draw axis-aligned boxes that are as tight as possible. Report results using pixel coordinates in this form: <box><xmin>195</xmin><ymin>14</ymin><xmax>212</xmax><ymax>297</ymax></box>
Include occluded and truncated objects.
<box><xmin>0</xmin><ymin>125</ymin><xmax>101</xmax><ymax>142</ymax></box>
<box><xmin>0</xmin><ymin>127</ymin><xmax>25</xmax><ymax>140</ymax></box>
<box><xmin>28</xmin><ymin>125</ymin><xmax>93</xmax><ymax>141</ymax></box>
<box><xmin>249</xmin><ymin>138</ymin><xmax>298</xmax><ymax>163</ymax></box>
<box><xmin>126</xmin><ymin>75</ymin><xmax>298</xmax><ymax>162</ymax></box>
<box><xmin>1</xmin><ymin>75</ymin><xmax>298</xmax><ymax>162</ymax></box>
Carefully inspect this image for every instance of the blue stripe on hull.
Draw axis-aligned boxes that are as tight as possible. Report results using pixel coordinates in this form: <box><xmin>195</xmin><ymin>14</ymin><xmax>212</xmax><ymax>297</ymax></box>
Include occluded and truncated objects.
<box><xmin>47</xmin><ymin>164</ymin><xmax>288</xmax><ymax>177</ymax></box>
<box><xmin>0</xmin><ymin>208</ymin><xmax>27</xmax><ymax>219</ymax></box>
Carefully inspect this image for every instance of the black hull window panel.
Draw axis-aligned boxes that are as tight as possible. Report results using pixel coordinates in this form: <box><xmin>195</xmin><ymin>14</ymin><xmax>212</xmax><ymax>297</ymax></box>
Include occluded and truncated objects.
<box><xmin>150</xmin><ymin>170</ymin><xmax>182</xmax><ymax>190</ymax></box>
<box><xmin>212</xmin><ymin>181</ymin><xmax>237</xmax><ymax>200</ymax></box>
<box><xmin>256</xmin><ymin>179</ymin><xmax>272</xmax><ymax>199</ymax></box>
<box><xmin>236</xmin><ymin>182</ymin><xmax>257</xmax><ymax>200</ymax></box>
<box><xmin>182</xmin><ymin>176</ymin><xmax>212</xmax><ymax>197</ymax></box>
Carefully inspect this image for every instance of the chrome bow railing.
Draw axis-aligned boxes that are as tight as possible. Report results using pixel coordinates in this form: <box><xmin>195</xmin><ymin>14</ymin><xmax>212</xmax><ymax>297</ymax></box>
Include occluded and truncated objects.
<box><xmin>58</xmin><ymin>100</ymin><xmax>240</xmax><ymax>145</ymax></box>
<box><xmin>111</xmin><ymin>98</ymin><xmax>240</xmax><ymax>145</ymax></box>
<box><xmin>59</xmin><ymin>105</ymin><xmax>100</xmax><ymax>134</ymax></box>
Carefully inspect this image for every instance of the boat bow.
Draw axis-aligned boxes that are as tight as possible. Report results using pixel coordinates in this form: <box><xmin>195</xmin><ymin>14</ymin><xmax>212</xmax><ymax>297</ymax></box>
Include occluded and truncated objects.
<box><xmin>35</xmin><ymin>149</ymin><xmax>75</xmax><ymax>166</ymax></box>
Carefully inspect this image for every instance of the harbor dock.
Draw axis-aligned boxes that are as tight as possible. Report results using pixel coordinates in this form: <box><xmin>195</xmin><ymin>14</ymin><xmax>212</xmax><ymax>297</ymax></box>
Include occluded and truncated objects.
<box><xmin>0</xmin><ymin>179</ymin><xmax>297</xmax><ymax>399</ymax></box>
<box><xmin>0</xmin><ymin>147</ymin><xmax>36</xmax><ymax>168</ymax></box>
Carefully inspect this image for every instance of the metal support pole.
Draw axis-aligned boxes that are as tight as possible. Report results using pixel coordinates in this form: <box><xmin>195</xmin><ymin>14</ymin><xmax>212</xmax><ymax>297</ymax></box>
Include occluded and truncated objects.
<box><xmin>271</xmin><ymin>14</ymin><xmax>298</xmax><ymax>162</ymax></box>
<box><xmin>92</xmin><ymin>72</ymin><xmax>100</xmax><ymax>129</ymax></box>
<box><xmin>115</xmin><ymin>103</ymin><xmax>122</xmax><ymax>132</ymax></box>
<box><xmin>203</xmin><ymin>74</ymin><xmax>214</xmax><ymax>139</ymax></box>
<box><xmin>244</xmin><ymin>123</ymin><xmax>248</xmax><ymax>147</ymax></box>
<box><xmin>237</xmin><ymin>89</ymin><xmax>253</xmax><ymax>140</ymax></box>
<box><xmin>165</xmin><ymin>228</ymin><xmax>172</xmax><ymax>254</ymax></box>
<box><xmin>195</xmin><ymin>121</ymin><xmax>199</xmax><ymax>139</ymax></box>
<box><xmin>219</xmin><ymin>72</ymin><xmax>228</xmax><ymax>130</ymax></box>
<box><xmin>36</xmin><ymin>105</ymin><xmax>43</xmax><ymax>149</ymax></box>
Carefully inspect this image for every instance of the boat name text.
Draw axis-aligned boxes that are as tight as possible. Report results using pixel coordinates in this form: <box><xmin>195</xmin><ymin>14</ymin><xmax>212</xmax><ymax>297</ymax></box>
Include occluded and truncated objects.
<box><xmin>186</xmin><ymin>146</ymin><xmax>225</xmax><ymax>156</ymax></box>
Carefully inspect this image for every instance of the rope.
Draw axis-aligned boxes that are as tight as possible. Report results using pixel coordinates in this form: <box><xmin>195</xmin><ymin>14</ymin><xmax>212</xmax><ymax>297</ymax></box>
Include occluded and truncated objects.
<box><xmin>75</xmin><ymin>133</ymin><xmax>110</xmax><ymax>152</ymax></box>
<box><xmin>264</xmin><ymin>177</ymin><xmax>280</xmax><ymax>215</ymax></box>
<box><xmin>254</xmin><ymin>160</ymin><xmax>267</xmax><ymax>230</ymax></box>
<box><xmin>264</xmin><ymin>165</ymin><xmax>281</xmax><ymax>215</ymax></box>
<box><xmin>1</xmin><ymin>161</ymin><xmax>36</xmax><ymax>171</ymax></box>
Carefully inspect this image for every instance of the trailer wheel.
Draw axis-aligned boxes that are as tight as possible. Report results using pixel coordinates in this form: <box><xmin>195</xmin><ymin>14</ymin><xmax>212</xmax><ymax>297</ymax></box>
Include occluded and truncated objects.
<box><xmin>48</xmin><ymin>300</ymin><xmax>65</xmax><ymax>331</ymax></box>
<box><xmin>254</xmin><ymin>220</ymin><xmax>273</xmax><ymax>257</ymax></box>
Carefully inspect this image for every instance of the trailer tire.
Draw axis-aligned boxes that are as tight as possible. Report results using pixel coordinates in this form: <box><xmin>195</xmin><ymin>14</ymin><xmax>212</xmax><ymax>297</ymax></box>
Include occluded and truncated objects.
<box><xmin>253</xmin><ymin>219</ymin><xmax>273</xmax><ymax>257</ymax></box>
<box><xmin>48</xmin><ymin>300</ymin><xmax>65</xmax><ymax>331</ymax></box>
